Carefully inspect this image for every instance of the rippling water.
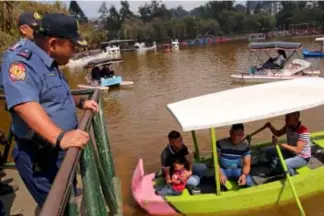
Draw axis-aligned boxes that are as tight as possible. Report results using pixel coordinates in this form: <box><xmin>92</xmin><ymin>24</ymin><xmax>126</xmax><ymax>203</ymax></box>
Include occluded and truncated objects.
<box><xmin>0</xmin><ymin>37</ymin><xmax>323</xmax><ymax>215</ymax></box>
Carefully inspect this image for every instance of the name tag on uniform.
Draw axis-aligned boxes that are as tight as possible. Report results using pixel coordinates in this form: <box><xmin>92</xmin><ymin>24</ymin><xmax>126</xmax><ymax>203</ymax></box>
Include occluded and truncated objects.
<box><xmin>46</xmin><ymin>73</ymin><xmax>57</xmax><ymax>77</ymax></box>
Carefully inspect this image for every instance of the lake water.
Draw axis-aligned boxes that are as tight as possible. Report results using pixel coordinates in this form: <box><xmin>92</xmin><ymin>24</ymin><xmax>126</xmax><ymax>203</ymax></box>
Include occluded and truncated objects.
<box><xmin>0</xmin><ymin>37</ymin><xmax>323</xmax><ymax>215</ymax></box>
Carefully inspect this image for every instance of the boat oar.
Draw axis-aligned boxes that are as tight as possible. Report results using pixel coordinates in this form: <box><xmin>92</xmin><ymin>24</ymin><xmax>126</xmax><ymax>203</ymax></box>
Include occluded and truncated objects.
<box><xmin>243</xmin><ymin>125</ymin><xmax>267</xmax><ymax>144</ymax></box>
<box><xmin>275</xmin><ymin>141</ymin><xmax>306</xmax><ymax>216</ymax></box>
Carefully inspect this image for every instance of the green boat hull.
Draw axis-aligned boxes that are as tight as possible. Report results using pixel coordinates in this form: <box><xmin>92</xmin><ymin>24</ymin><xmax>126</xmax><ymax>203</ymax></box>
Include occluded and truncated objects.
<box><xmin>166</xmin><ymin>132</ymin><xmax>324</xmax><ymax>214</ymax></box>
<box><xmin>132</xmin><ymin>132</ymin><xmax>324</xmax><ymax>215</ymax></box>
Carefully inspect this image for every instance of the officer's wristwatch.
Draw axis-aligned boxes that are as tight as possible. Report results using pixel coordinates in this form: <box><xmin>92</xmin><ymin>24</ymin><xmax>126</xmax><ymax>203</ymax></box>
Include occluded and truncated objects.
<box><xmin>56</xmin><ymin>131</ymin><xmax>65</xmax><ymax>150</ymax></box>
<box><xmin>78</xmin><ymin>98</ymin><xmax>86</xmax><ymax>109</ymax></box>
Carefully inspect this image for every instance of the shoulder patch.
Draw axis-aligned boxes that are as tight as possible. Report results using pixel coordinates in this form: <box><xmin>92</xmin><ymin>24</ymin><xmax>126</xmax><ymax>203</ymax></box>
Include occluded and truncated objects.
<box><xmin>9</xmin><ymin>62</ymin><xmax>26</xmax><ymax>81</ymax></box>
<box><xmin>9</xmin><ymin>43</ymin><xmax>21</xmax><ymax>51</ymax></box>
<box><xmin>17</xmin><ymin>49</ymin><xmax>32</xmax><ymax>59</ymax></box>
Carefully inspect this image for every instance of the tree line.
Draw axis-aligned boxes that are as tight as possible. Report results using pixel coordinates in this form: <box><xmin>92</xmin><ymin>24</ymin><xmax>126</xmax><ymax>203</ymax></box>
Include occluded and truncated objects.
<box><xmin>94</xmin><ymin>0</ymin><xmax>323</xmax><ymax>43</ymax></box>
<box><xmin>0</xmin><ymin>1</ymin><xmax>323</xmax><ymax>55</ymax></box>
<box><xmin>0</xmin><ymin>1</ymin><xmax>105</xmax><ymax>55</ymax></box>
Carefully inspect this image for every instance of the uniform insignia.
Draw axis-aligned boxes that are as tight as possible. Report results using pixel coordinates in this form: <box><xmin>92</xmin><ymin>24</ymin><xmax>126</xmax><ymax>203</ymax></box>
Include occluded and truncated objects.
<box><xmin>9</xmin><ymin>62</ymin><xmax>26</xmax><ymax>81</ymax></box>
<box><xmin>9</xmin><ymin>43</ymin><xmax>21</xmax><ymax>51</ymax></box>
<box><xmin>33</xmin><ymin>12</ymin><xmax>42</xmax><ymax>20</ymax></box>
<box><xmin>17</xmin><ymin>49</ymin><xmax>32</xmax><ymax>59</ymax></box>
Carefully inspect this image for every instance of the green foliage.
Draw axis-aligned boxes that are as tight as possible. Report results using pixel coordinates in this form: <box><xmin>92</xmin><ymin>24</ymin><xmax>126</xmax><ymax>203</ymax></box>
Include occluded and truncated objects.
<box><xmin>98</xmin><ymin>0</ymin><xmax>281</xmax><ymax>41</ymax></box>
<box><xmin>276</xmin><ymin>1</ymin><xmax>323</xmax><ymax>28</ymax></box>
<box><xmin>0</xmin><ymin>1</ymin><xmax>103</xmax><ymax>56</ymax></box>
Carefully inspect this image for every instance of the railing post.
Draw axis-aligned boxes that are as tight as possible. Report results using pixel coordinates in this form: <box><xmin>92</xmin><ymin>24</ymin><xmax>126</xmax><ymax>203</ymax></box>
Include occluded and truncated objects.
<box><xmin>92</xmin><ymin>96</ymin><xmax>116</xmax><ymax>176</ymax></box>
<box><xmin>80</xmin><ymin>137</ymin><xmax>107</xmax><ymax>216</ymax></box>
<box><xmin>89</xmin><ymin>126</ymin><xmax>119</xmax><ymax>214</ymax></box>
<box><xmin>92</xmin><ymin>96</ymin><xmax>121</xmax><ymax>214</ymax></box>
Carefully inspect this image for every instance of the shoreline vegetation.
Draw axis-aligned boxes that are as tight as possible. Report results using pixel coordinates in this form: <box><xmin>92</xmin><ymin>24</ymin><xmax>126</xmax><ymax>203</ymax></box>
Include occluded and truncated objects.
<box><xmin>0</xmin><ymin>1</ymin><xmax>324</xmax><ymax>56</ymax></box>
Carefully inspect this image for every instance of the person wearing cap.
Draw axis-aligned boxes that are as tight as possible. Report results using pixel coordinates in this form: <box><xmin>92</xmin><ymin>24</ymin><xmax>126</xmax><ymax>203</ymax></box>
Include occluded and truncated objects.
<box><xmin>18</xmin><ymin>12</ymin><xmax>41</xmax><ymax>41</ymax></box>
<box><xmin>1</xmin><ymin>13</ymin><xmax>97</xmax><ymax>207</ymax></box>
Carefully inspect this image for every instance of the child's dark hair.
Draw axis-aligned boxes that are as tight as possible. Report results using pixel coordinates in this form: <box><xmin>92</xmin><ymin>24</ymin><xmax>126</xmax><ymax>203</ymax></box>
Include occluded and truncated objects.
<box><xmin>171</xmin><ymin>156</ymin><xmax>187</xmax><ymax>165</ymax></box>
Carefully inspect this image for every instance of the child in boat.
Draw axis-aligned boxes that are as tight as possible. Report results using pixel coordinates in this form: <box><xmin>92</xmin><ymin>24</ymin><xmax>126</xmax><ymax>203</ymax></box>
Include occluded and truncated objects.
<box><xmin>156</xmin><ymin>157</ymin><xmax>189</xmax><ymax>196</ymax></box>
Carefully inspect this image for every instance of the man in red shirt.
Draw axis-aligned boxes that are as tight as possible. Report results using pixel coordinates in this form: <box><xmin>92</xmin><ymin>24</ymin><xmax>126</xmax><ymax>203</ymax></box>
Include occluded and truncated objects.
<box><xmin>263</xmin><ymin>111</ymin><xmax>311</xmax><ymax>176</ymax></box>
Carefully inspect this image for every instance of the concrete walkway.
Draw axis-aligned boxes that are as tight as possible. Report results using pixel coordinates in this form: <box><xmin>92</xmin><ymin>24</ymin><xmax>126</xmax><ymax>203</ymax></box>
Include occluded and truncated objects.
<box><xmin>0</xmin><ymin>169</ymin><xmax>37</xmax><ymax>216</ymax></box>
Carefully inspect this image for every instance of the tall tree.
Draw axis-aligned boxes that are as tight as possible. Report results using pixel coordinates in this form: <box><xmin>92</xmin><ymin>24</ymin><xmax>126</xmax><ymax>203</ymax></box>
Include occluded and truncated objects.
<box><xmin>119</xmin><ymin>1</ymin><xmax>133</xmax><ymax>21</ymax></box>
<box><xmin>69</xmin><ymin>0</ymin><xmax>88</xmax><ymax>23</ymax></box>
<box><xmin>98</xmin><ymin>2</ymin><xmax>109</xmax><ymax>24</ymax></box>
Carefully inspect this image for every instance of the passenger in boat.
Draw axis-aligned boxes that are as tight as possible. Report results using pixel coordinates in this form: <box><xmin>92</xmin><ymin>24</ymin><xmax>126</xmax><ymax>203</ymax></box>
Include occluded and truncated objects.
<box><xmin>91</xmin><ymin>66</ymin><xmax>101</xmax><ymax>82</ymax></box>
<box><xmin>160</xmin><ymin>131</ymin><xmax>208</xmax><ymax>190</ymax></box>
<box><xmin>101</xmin><ymin>64</ymin><xmax>114</xmax><ymax>78</ymax></box>
<box><xmin>258</xmin><ymin>49</ymin><xmax>287</xmax><ymax>70</ymax></box>
<box><xmin>156</xmin><ymin>157</ymin><xmax>189</xmax><ymax>196</ymax></box>
<box><xmin>217</xmin><ymin>123</ymin><xmax>254</xmax><ymax>187</ymax></box>
<box><xmin>263</xmin><ymin>111</ymin><xmax>311</xmax><ymax>176</ymax></box>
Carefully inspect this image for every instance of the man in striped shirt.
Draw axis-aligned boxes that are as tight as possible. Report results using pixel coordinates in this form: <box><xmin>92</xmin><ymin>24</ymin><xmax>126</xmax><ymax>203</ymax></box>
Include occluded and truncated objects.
<box><xmin>264</xmin><ymin>111</ymin><xmax>311</xmax><ymax>176</ymax></box>
<box><xmin>217</xmin><ymin>124</ymin><xmax>254</xmax><ymax>187</ymax></box>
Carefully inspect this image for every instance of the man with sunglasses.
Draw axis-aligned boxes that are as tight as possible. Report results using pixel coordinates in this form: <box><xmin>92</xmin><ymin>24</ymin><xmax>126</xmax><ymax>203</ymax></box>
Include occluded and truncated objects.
<box><xmin>1</xmin><ymin>13</ymin><xmax>98</xmax><ymax>208</ymax></box>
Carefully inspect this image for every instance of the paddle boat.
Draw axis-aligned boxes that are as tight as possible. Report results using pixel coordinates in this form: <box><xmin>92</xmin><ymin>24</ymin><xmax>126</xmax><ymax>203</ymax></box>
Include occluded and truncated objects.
<box><xmin>303</xmin><ymin>37</ymin><xmax>324</xmax><ymax>58</ymax></box>
<box><xmin>158</xmin><ymin>44</ymin><xmax>172</xmax><ymax>52</ymax></box>
<box><xmin>134</xmin><ymin>42</ymin><xmax>157</xmax><ymax>53</ymax></box>
<box><xmin>248</xmin><ymin>33</ymin><xmax>266</xmax><ymax>41</ymax></box>
<box><xmin>171</xmin><ymin>39</ymin><xmax>179</xmax><ymax>50</ymax></box>
<box><xmin>231</xmin><ymin>41</ymin><xmax>320</xmax><ymax>83</ymax></box>
<box><xmin>77</xmin><ymin>58</ymin><xmax>133</xmax><ymax>90</ymax></box>
<box><xmin>132</xmin><ymin>77</ymin><xmax>324</xmax><ymax>215</ymax></box>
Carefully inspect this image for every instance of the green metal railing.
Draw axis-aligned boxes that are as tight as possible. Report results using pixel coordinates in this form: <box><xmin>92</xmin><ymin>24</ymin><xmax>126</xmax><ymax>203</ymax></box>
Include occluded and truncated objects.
<box><xmin>0</xmin><ymin>89</ymin><xmax>123</xmax><ymax>216</ymax></box>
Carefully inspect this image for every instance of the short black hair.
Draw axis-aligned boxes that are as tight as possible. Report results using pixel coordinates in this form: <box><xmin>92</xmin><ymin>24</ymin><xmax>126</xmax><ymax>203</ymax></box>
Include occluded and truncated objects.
<box><xmin>231</xmin><ymin>123</ymin><xmax>244</xmax><ymax>131</ymax></box>
<box><xmin>168</xmin><ymin>130</ymin><xmax>181</xmax><ymax>140</ymax></box>
<box><xmin>286</xmin><ymin>111</ymin><xmax>300</xmax><ymax>118</ymax></box>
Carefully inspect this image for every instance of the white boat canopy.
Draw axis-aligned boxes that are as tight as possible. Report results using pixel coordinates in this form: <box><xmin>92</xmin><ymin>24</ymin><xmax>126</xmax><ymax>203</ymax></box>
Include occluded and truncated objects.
<box><xmin>167</xmin><ymin>78</ymin><xmax>324</xmax><ymax>132</ymax></box>
<box><xmin>315</xmin><ymin>37</ymin><xmax>324</xmax><ymax>42</ymax></box>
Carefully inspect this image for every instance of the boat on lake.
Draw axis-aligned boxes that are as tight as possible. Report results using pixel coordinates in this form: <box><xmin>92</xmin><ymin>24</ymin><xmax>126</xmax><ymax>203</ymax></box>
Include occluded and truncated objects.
<box><xmin>134</xmin><ymin>42</ymin><xmax>157</xmax><ymax>53</ymax></box>
<box><xmin>231</xmin><ymin>41</ymin><xmax>320</xmax><ymax>83</ymax></box>
<box><xmin>303</xmin><ymin>37</ymin><xmax>324</xmax><ymax>58</ymax></box>
<box><xmin>77</xmin><ymin>57</ymin><xmax>133</xmax><ymax>90</ymax></box>
<box><xmin>131</xmin><ymin>78</ymin><xmax>324</xmax><ymax>215</ymax></box>
<box><xmin>248</xmin><ymin>33</ymin><xmax>266</xmax><ymax>41</ymax></box>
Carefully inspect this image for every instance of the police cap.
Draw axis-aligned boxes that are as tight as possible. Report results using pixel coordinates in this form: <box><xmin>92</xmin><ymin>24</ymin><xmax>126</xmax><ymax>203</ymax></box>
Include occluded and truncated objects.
<box><xmin>36</xmin><ymin>13</ymin><xmax>87</xmax><ymax>46</ymax></box>
<box><xmin>18</xmin><ymin>12</ymin><xmax>41</xmax><ymax>27</ymax></box>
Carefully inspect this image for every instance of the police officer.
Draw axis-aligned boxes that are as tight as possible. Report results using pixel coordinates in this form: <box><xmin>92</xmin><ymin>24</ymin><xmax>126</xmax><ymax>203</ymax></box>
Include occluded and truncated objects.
<box><xmin>18</xmin><ymin>11</ymin><xmax>41</xmax><ymax>41</ymax></box>
<box><xmin>0</xmin><ymin>12</ymin><xmax>41</xmax><ymax>88</ymax></box>
<box><xmin>1</xmin><ymin>13</ymin><xmax>98</xmax><ymax>207</ymax></box>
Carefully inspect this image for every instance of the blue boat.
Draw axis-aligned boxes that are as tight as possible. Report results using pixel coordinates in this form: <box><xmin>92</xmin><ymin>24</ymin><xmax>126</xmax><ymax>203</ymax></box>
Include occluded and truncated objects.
<box><xmin>303</xmin><ymin>49</ymin><xmax>324</xmax><ymax>58</ymax></box>
<box><xmin>79</xmin><ymin>57</ymin><xmax>134</xmax><ymax>89</ymax></box>
<box><xmin>303</xmin><ymin>37</ymin><xmax>324</xmax><ymax>58</ymax></box>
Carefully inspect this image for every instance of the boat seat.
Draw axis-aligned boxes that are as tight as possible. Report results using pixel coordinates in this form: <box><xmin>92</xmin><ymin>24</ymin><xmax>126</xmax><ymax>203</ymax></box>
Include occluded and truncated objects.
<box><xmin>296</xmin><ymin>166</ymin><xmax>310</xmax><ymax>175</ymax></box>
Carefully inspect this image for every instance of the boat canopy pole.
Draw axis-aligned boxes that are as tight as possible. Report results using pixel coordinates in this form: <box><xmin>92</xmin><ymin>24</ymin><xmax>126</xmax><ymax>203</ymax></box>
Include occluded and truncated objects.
<box><xmin>210</xmin><ymin>128</ymin><xmax>221</xmax><ymax>196</ymax></box>
<box><xmin>191</xmin><ymin>131</ymin><xmax>200</xmax><ymax>161</ymax></box>
<box><xmin>286</xmin><ymin>50</ymin><xmax>297</xmax><ymax>63</ymax></box>
<box><xmin>275</xmin><ymin>144</ymin><xmax>306</xmax><ymax>216</ymax></box>
<box><xmin>252</xmin><ymin>51</ymin><xmax>265</xmax><ymax>64</ymax></box>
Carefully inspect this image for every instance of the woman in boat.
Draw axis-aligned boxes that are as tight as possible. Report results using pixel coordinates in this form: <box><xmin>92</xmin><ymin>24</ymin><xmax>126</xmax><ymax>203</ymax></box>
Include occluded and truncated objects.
<box><xmin>258</xmin><ymin>49</ymin><xmax>287</xmax><ymax>70</ymax></box>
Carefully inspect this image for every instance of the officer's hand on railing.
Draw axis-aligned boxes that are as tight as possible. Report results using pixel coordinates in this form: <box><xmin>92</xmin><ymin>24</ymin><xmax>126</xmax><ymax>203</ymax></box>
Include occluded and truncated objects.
<box><xmin>82</xmin><ymin>100</ymin><xmax>99</xmax><ymax>113</ymax></box>
<box><xmin>60</xmin><ymin>129</ymin><xmax>89</xmax><ymax>150</ymax></box>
